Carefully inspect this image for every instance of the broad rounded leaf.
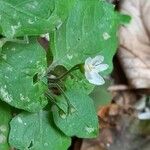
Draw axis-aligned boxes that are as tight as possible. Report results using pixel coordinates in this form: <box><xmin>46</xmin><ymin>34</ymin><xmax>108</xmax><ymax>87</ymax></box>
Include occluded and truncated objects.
<box><xmin>0</xmin><ymin>101</ymin><xmax>11</xmax><ymax>150</ymax></box>
<box><xmin>0</xmin><ymin>0</ymin><xmax>75</xmax><ymax>37</ymax></box>
<box><xmin>52</xmin><ymin>89</ymin><xmax>99</xmax><ymax>138</ymax></box>
<box><xmin>51</xmin><ymin>0</ymin><xmax>130</xmax><ymax>73</ymax></box>
<box><xmin>9</xmin><ymin>111</ymin><xmax>71</xmax><ymax>150</ymax></box>
<box><xmin>0</xmin><ymin>38</ymin><xmax>47</xmax><ymax>112</ymax></box>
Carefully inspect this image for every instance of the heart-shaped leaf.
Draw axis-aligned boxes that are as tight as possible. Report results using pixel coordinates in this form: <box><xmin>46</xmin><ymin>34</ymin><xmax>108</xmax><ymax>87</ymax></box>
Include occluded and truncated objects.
<box><xmin>51</xmin><ymin>0</ymin><xmax>130</xmax><ymax>73</ymax></box>
<box><xmin>9</xmin><ymin>111</ymin><xmax>71</xmax><ymax>150</ymax></box>
<box><xmin>0</xmin><ymin>38</ymin><xmax>47</xmax><ymax>112</ymax></box>
<box><xmin>52</xmin><ymin>88</ymin><xmax>99</xmax><ymax>138</ymax></box>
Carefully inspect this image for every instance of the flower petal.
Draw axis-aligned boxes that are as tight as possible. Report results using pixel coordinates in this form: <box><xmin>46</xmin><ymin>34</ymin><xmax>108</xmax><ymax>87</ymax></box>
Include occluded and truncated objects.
<box><xmin>95</xmin><ymin>64</ymin><xmax>109</xmax><ymax>72</ymax></box>
<box><xmin>85</xmin><ymin>71</ymin><xmax>105</xmax><ymax>85</ymax></box>
<box><xmin>91</xmin><ymin>55</ymin><xmax>104</xmax><ymax>65</ymax></box>
<box><xmin>138</xmin><ymin>112</ymin><xmax>150</xmax><ymax>120</ymax></box>
<box><xmin>85</xmin><ymin>57</ymin><xmax>92</xmax><ymax>65</ymax></box>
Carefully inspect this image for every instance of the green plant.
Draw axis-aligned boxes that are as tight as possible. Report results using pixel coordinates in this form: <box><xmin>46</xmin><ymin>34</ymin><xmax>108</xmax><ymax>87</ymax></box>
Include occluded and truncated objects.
<box><xmin>0</xmin><ymin>0</ymin><xmax>130</xmax><ymax>149</ymax></box>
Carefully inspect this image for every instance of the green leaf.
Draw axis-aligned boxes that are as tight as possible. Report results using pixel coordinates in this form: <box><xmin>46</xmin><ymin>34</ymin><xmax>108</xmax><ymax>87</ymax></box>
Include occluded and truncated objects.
<box><xmin>65</xmin><ymin>70</ymin><xmax>95</xmax><ymax>94</ymax></box>
<box><xmin>90</xmin><ymin>80</ymin><xmax>112</xmax><ymax>111</ymax></box>
<box><xmin>51</xmin><ymin>0</ymin><xmax>128</xmax><ymax>73</ymax></box>
<box><xmin>9</xmin><ymin>111</ymin><xmax>71</xmax><ymax>150</ymax></box>
<box><xmin>0</xmin><ymin>101</ymin><xmax>12</xmax><ymax>150</ymax></box>
<box><xmin>52</xmin><ymin>88</ymin><xmax>99</xmax><ymax>138</ymax></box>
<box><xmin>0</xmin><ymin>38</ymin><xmax>47</xmax><ymax>112</ymax></box>
<box><xmin>0</xmin><ymin>0</ymin><xmax>75</xmax><ymax>38</ymax></box>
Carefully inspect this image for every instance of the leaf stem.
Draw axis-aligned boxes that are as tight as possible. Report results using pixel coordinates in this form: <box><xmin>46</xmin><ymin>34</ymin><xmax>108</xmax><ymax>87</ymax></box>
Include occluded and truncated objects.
<box><xmin>48</xmin><ymin>64</ymin><xmax>80</xmax><ymax>82</ymax></box>
<box><xmin>55</xmin><ymin>83</ymin><xmax>74</xmax><ymax>115</ymax></box>
<box><xmin>1</xmin><ymin>36</ymin><xmax>29</xmax><ymax>45</ymax></box>
<box><xmin>45</xmin><ymin>91</ymin><xmax>66</xmax><ymax>114</ymax></box>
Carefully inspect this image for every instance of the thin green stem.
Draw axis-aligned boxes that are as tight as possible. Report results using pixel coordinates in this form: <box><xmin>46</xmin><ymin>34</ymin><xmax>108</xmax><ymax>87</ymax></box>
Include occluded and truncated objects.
<box><xmin>55</xmin><ymin>83</ymin><xmax>73</xmax><ymax>115</ymax></box>
<box><xmin>48</xmin><ymin>64</ymin><xmax>80</xmax><ymax>82</ymax></box>
<box><xmin>1</xmin><ymin>36</ymin><xmax>29</xmax><ymax>44</ymax></box>
<box><xmin>45</xmin><ymin>91</ymin><xmax>66</xmax><ymax>114</ymax></box>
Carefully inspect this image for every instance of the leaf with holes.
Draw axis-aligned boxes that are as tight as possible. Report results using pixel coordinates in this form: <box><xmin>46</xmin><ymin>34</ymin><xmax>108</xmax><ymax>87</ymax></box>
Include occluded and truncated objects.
<box><xmin>9</xmin><ymin>111</ymin><xmax>71</xmax><ymax>150</ymax></box>
<box><xmin>51</xmin><ymin>0</ymin><xmax>130</xmax><ymax>74</ymax></box>
<box><xmin>0</xmin><ymin>38</ymin><xmax>47</xmax><ymax>112</ymax></box>
<box><xmin>0</xmin><ymin>101</ymin><xmax>11</xmax><ymax>150</ymax></box>
<box><xmin>52</xmin><ymin>88</ymin><xmax>99</xmax><ymax>138</ymax></box>
<box><xmin>0</xmin><ymin>0</ymin><xmax>75</xmax><ymax>37</ymax></box>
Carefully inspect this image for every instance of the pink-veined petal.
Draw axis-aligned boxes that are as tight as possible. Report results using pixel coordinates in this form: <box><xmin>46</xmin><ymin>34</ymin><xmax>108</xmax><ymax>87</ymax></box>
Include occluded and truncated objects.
<box><xmin>85</xmin><ymin>71</ymin><xmax>105</xmax><ymax>85</ymax></box>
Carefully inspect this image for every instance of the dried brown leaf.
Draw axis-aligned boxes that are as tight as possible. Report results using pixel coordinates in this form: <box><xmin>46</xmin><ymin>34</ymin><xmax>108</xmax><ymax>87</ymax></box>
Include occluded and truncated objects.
<box><xmin>119</xmin><ymin>0</ymin><xmax>150</xmax><ymax>88</ymax></box>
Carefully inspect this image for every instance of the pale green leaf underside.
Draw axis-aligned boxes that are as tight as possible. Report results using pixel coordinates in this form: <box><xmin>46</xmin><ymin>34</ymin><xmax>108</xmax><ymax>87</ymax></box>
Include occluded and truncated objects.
<box><xmin>0</xmin><ymin>0</ymin><xmax>75</xmax><ymax>37</ymax></box>
<box><xmin>0</xmin><ymin>101</ymin><xmax>11</xmax><ymax>150</ymax></box>
<box><xmin>0</xmin><ymin>38</ymin><xmax>47</xmax><ymax>112</ymax></box>
<box><xmin>52</xmin><ymin>0</ymin><xmax>128</xmax><ymax>74</ymax></box>
<box><xmin>9</xmin><ymin>111</ymin><xmax>71</xmax><ymax>150</ymax></box>
<box><xmin>52</xmin><ymin>88</ymin><xmax>99</xmax><ymax>138</ymax></box>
